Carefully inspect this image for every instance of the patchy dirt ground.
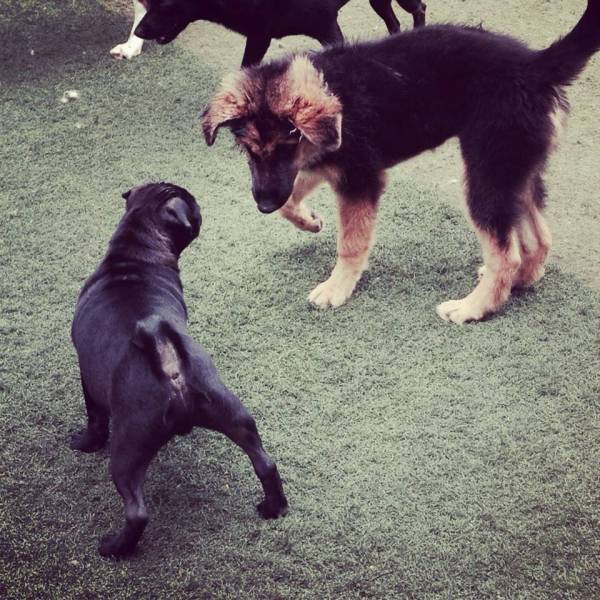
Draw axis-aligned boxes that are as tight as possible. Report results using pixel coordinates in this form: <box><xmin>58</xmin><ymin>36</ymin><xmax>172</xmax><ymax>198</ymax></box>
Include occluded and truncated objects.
<box><xmin>107</xmin><ymin>0</ymin><xmax>599</xmax><ymax>289</ymax></box>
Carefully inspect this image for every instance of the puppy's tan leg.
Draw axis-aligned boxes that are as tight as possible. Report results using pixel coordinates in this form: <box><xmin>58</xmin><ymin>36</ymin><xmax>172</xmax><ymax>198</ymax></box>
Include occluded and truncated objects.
<box><xmin>437</xmin><ymin>228</ymin><xmax>521</xmax><ymax>324</ymax></box>
<box><xmin>513</xmin><ymin>205</ymin><xmax>552</xmax><ymax>288</ymax></box>
<box><xmin>308</xmin><ymin>194</ymin><xmax>379</xmax><ymax>309</ymax></box>
<box><xmin>279</xmin><ymin>170</ymin><xmax>324</xmax><ymax>233</ymax></box>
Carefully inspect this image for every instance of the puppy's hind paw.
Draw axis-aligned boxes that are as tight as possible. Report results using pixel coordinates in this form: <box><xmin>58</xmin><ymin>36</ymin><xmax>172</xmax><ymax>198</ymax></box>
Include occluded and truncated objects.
<box><xmin>257</xmin><ymin>498</ymin><xmax>288</xmax><ymax>519</ymax></box>
<box><xmin>69</xmin><ymin>429</ymin><xmax>107</xmax><ymax>453</ymax></box>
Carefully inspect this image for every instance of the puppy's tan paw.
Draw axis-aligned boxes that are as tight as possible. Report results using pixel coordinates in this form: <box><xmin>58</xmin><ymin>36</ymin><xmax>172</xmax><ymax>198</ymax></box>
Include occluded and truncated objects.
<box><xmin>305</xmin><ymin>210</ymin><xmax>324</xmax><ymax>233</ymax></box>
<box><xmin>110</xmin><ymin>42</ymin><xmax>143</xmax><ymax>60</ymax></box>
<box><xmin>308</xmin><ymin>277</ymin><xmax>354</xmax><ymax>309</ymax></box>
<box><xmin>280</xmin><ymin>206</ymin><xmax>323</xmax><ymax>233</ymax></box>
<box><xmin>436</xmin><ymin>298</ymin><xmax>485</xmax><ymax>324</ymax></box>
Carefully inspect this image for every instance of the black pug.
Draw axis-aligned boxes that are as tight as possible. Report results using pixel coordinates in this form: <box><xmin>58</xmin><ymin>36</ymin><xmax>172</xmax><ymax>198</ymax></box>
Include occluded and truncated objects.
<box><xmin>133</xmin><ymin>0</ymin><xmax>426</xmax><ymax>66</ymax></box>
<box><xmin>201</xmin><ymin>0</ymin><xmax>600</xmax><ymax>323</ymax></box>
<box><xmin>70</xmin><ymin>182</ymin><xmax>288</xmax><ymax>558</ymax></box>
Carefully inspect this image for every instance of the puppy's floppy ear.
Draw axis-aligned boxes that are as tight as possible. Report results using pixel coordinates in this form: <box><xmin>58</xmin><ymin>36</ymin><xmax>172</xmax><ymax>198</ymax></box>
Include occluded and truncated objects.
<box><xmin>278</xmin><ymin>56</ymin><xmax>343</xmax><ymax>153</ymax></box>
<box><xmin>202</xmin><ymin>71</ymin><xmax>254</xmax><ymax>146</ymax></box>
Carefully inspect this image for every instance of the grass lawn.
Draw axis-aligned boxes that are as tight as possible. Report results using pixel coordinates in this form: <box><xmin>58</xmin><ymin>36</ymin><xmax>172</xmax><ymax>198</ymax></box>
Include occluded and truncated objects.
<box><xmin>1</xmin><ymin>1</ymin><xmax>599</xmax><ymax>598</ymax></box>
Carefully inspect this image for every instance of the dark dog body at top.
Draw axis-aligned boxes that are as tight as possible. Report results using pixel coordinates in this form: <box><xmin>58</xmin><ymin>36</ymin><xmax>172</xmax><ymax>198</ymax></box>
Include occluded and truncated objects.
<box><xmin>128</xmin><ymin>0</ymin><xmax>426</xmax><ymax>66</ymax></box>
<box><xmin>71</xmin><ymin>182</ymin><xmax>287</xmax><ymax>557</ymax></box>
<box><xmin>203</xmin><ymin>0</ymin><xmax>600</xmax><ymax>323</ymax></box>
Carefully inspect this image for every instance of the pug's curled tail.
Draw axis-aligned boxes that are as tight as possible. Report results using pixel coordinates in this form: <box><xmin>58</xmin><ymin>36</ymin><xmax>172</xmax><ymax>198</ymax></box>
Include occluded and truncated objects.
<box><xmin>132</xmin><ymin>315</ymin><xmax>193</xmax><ymax>433</ymax></box>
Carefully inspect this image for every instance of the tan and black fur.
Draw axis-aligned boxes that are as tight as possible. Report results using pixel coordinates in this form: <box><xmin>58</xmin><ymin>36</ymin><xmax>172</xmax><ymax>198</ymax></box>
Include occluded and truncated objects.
<box><xmin>203</xmin><ymin>1</ymin><xmax>600</xmax><ymax>323</ymax></box>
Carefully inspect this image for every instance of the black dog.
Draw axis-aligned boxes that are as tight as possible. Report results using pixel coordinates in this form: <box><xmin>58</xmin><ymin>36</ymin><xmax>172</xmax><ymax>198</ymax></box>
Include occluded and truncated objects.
<box><xmin>133</xmin><ymin>0</ymin><xmax>426</xmax><ymax>66</ymax></box>
<box><xmin>70</xmin><ymin>182</ymin><xmax>288</xmax><ymax>557</ymax></box>
<box><xmin>202</xmin><ymin>0</ymin><xmax>600</xmax><ymax>323</ymax></box>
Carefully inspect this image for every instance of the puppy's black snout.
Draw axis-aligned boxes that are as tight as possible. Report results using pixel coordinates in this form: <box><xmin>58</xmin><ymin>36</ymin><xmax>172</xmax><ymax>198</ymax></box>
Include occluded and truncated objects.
<box><xmin>252</xmin><ymin>188</ymin><xmax>288</xmax><ymax>214</ymax></box>
<box><xmin>257</xmin><ymin>199</ymin><xmax>285</xmax><ymax>214</ymax></box>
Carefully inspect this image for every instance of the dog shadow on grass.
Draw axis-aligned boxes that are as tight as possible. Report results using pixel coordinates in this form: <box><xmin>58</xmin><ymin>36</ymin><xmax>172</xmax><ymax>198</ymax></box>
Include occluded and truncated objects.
<box><xmin>262</xmin><ymin>211</ymin><xmax>564</xmax><ymax>322</ymax></box>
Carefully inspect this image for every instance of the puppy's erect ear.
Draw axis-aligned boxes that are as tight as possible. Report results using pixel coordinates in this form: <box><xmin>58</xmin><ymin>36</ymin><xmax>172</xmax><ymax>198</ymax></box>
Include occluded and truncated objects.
<box><xmin>202</xmin><ymin>71</ymin><xmax>254</xmax><ymax>146</ymax></box>
<box><xmin>121</xmin><ymin>189</ymin><xmax>132</xmax><ymax>201</ymax></box>
<box><xmin>276</xmin><ymin>56</ymin><xmax>343</xmax><ymax>153</ymax></box>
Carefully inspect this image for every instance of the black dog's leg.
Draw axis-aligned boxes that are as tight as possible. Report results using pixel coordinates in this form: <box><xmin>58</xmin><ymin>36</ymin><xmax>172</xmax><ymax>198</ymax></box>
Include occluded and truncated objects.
<box><xmin>370</xmin><ymin>0</ymin><xmax>401</xmax><ymax>34</ymax></box>
<box><xmin>241</xmin><ymin>36</ymin><xmax>272</xmax><ymax>67</ymax></box>
<box><xmin>199</xmin><ymin>385</ymin><xmax>288</xmax><ymax>519</ymax></box>
<box><xmin>70</xmin><ymin>378</ymin><xmax>109</xmax><ymax>452</ymax></box>
<box><xmin>98</xmin><ymin>430</ymin><xmax>158</xmax><ymax>558</ymax></box>
<box><xmin>316</xmin><ymin>20</ymin><xmax>344</xmax><ymax>46</ymax></box>
<box><xmin>395</xmin><ymin>0</ymin><xmax>426</xmax><ymax>27</ymax></box>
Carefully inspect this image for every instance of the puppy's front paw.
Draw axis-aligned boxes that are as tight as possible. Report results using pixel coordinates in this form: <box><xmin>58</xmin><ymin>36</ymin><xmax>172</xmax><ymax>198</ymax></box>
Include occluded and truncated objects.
<box><xmin>109</xmin><ymin>42</ymin><xmax>143</xmax><ymax>60</ymax></box>
<box><xmin>304</xmin><ymin>210</ymin><xmax>324</xmax><ymax>233</ymax></box>
<box><xmin>280</xmin><ymin>205</ymin><xmax>323</xmax><ymax>233</ymax></box>
<box><xmin>98</xmin><ymin>533</ymin><xmax>136</xmax><ymax>558</ymax></box>
<box><xmin>69</xmin><ymin>429</ymin><xmax>107</xmax><ymax>453</ymax></box>
<box><xmin>257</xmin><ymin>498</ymin><xmax>288</xmax><ymax>520</ymax></box>
<box><xmin>436</xmin><ymin>298</ymin><xmax>485</xmax><ymax>324</ymax></box>
<box><xmin>308</xmin><ymin>276</ymin><xmax>355</xmax><ymax>309</ymax></box>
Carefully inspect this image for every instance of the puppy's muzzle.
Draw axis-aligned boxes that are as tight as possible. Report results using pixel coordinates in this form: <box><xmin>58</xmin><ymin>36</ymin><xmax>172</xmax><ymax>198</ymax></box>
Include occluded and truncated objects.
<box><xmin>134</xmin><ymin>21</ymin><xmax>182</xmax><ymax>44</ymax></box>
<box><xmin>253</xmin><ymin>188</ymin><xmax>289</xmax><ymax>214</ymax></box>
<box><xmin>256</xmin><ymin>198</ymin><xmax>288</xmax><ymax>214</ymax></box>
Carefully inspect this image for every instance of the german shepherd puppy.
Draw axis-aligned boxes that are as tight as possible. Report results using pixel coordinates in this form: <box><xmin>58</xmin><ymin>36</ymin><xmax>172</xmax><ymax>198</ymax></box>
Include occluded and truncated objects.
<box><xmin>202</xmin><ymin>1</ymin><xmax>600</xmax><ymax>323</ymax></box>
<box><xmin>128</xmin><ymin>0</ymin><xmax>425</xmax><ymax>66</ymax></box>
<box><xmin>71</xmin><ymin>182</ymin><xmax>287</xmax><ymax>557</ymax></box>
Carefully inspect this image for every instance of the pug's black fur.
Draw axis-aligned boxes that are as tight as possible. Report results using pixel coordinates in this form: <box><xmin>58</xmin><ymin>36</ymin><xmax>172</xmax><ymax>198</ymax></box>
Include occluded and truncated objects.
<box><xmin>70</xmin><ymin>182</ymin><xmax>288</xmax><ymax>558</ymax></box>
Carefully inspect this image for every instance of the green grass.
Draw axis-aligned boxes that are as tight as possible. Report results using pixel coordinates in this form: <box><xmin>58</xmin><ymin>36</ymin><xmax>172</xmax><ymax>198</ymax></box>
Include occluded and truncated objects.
<box><xmin>1</xmin><ymin>2</ymin><xmax>600</xmax><ymax>598</ymax></box>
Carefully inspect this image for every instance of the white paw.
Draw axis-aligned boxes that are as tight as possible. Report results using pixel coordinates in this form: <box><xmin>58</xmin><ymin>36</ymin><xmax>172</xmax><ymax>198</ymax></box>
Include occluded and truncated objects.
<box><xmin>110</xmin><ymin>41</ymin><xmax>143</xmax><ymax>60</ymax></box>
<box><xmin>308</xmin><ymin>276</ymin><xmax>354</xmax><ymax>309</ymax></box>
<box><xmin>436</xmin><ymin>298</ymin><xmax>485</xmax><ymax>324</ymax></box>
<box><xmin>477</xmin><ymin>265</ymin><xmax>487</xmax><ymax>280</ymax></box>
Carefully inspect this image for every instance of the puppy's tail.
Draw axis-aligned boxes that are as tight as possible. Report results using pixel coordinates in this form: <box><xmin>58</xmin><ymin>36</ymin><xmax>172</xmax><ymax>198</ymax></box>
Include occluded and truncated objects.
<box><xmin>132</xmin><ymin>315</ymin><xmax>193</xmax><ymax>433</ymax></box>
<box><xmin>533</xmin><ymin>0</ymin><xmax>600</xmax><ymax>86</ymax></box>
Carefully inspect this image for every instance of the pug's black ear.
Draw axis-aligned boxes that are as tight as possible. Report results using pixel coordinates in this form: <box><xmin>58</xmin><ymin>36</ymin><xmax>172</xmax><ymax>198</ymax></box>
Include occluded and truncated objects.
<box><xmin>163</xmin><ymin>196</ymin><xmax>201</xmax><ymax>243</ymax></box>
<box><xmin>122</xmin><ymin>189</ymin><xmax>132</xmax><ymax>201</ymax></box>
<box><xmin>164</xmin><ymin>197</ymin><xmax>190</xmax><ymax>229</ymax></box>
